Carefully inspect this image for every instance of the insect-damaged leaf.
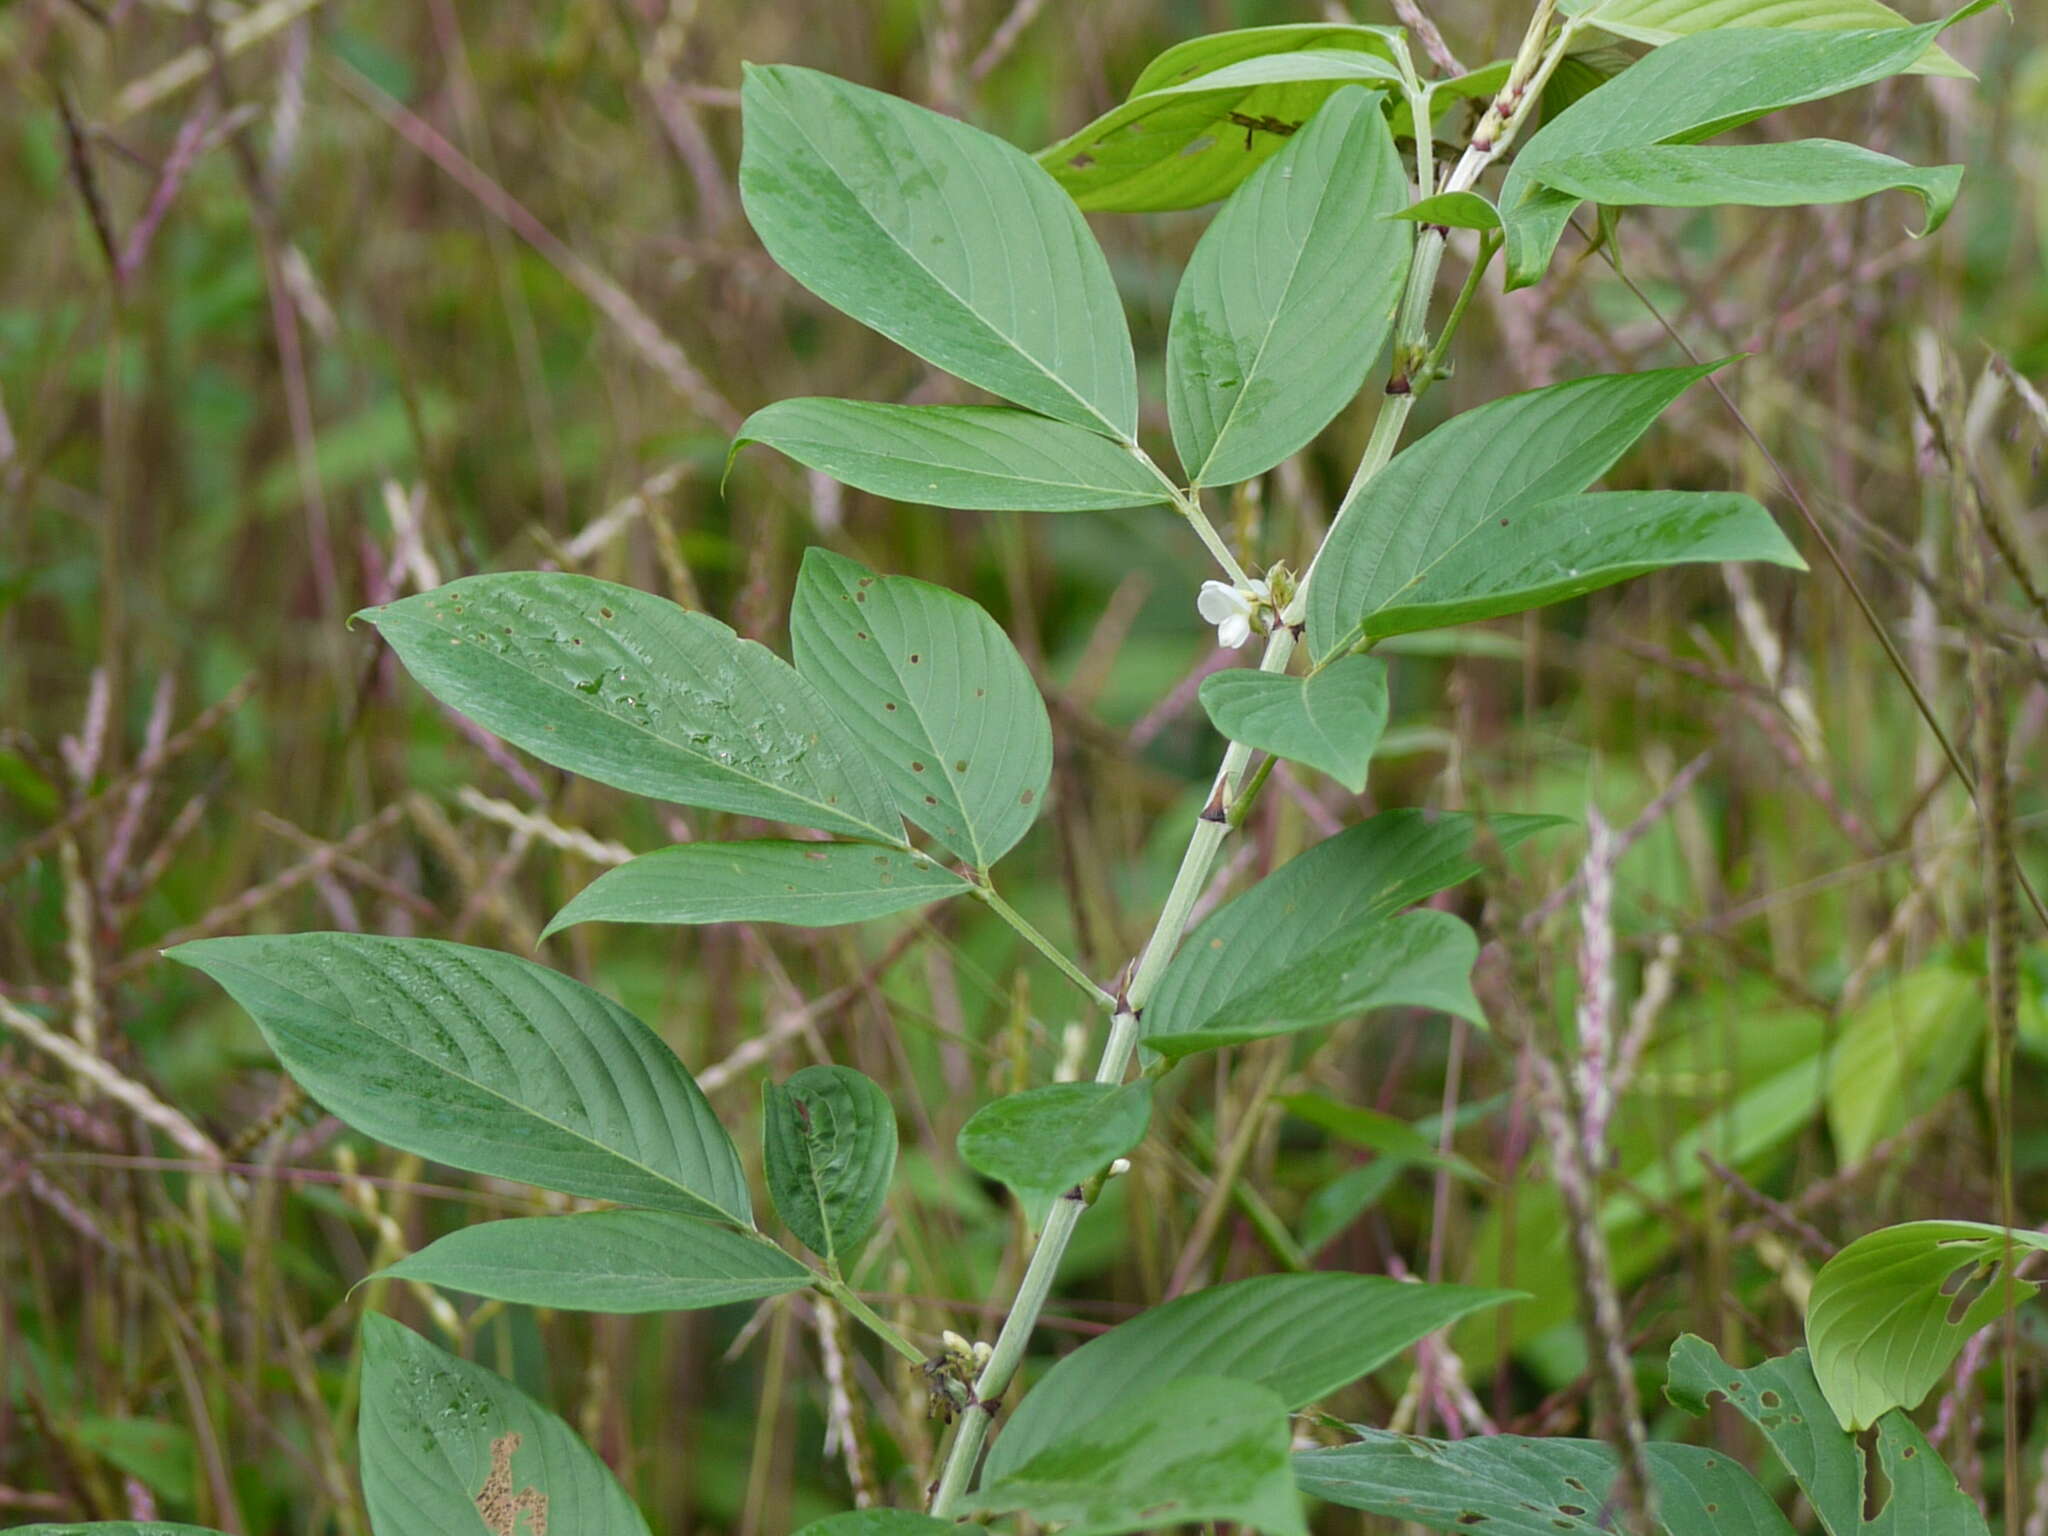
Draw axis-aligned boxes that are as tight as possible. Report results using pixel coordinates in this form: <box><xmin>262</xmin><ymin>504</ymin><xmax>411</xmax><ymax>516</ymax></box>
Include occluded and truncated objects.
<box><xmin>359</xmin><ymin>1313</ymin><xmax>653</xmax><ymax>1536</ymax></box>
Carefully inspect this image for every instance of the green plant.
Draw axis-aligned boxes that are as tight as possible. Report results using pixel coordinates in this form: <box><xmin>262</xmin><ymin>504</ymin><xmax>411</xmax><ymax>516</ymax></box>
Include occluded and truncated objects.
<box><xmin>28</xmin><ymin>0</ymin><xmax>2019</xmax><ymax>1531</ymax></box>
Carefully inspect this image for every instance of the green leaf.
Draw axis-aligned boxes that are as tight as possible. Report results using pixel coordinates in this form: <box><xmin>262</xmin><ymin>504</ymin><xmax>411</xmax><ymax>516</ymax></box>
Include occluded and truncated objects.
<box><xmin>791</xmin><ymin>548</ymin><xmax>1051</xmax><ymax>869</ymax></box>
<box><xmin>793</xmin><ymin>1517</ymin><xmax>990</xmax><ymax>1536</ymax></box>
<box><xmin>1153</xmin><ymin>909</ymin><xmax>1481</xmax><ymax>1057</ymax></box>
<box><xmin>956</xmin><ymin>1081</ymin><xmax>1153</xmax><ymax>1200</ymax></box>
<box><xmin>358</xmin><ymin>573</ymin><xmax>902</xmax><ymax>843</ymax></box>
<box><xmin>763</xmin><ymin>1065</ymin><xmax>898</xmax><ymax>1266</ymax></box>
<box><xmin>1304</xmin><ymin>363</ymin><xmax>1722</xmax><ymax>659</ymax></box>
<box><xmin>1561</xmin><ymin>0</ymin><xmax>1970</xmax><ymax>77</ymax></box>
<box><xmin>1125</xmin><ymin>24</ymin><xmax>1403</xmax><ymax>97</ymax></box>
<box><xmin>169</xmin><ymin>935</ymin><xmax>751</xmax><ymax>1223</ymax></box>
<box><xmin>1358</xmin><ymin>490</ymin><xmax>1805</xmax><ymax>640</ymax></box>
<box><xmin>1806</xmin><ymin>1221</ymin><xmax>2048</xmax><ymax>1432</ymax></box>
<box><xmin>1198</xmin><ymin>654</ymin><xmax>1388</xmax><ymax>792</ymax></box>
<box><xmin>732</xmin><ymin>401</ymin><xmax>1174</xmax><ymax>512</ymax></box>
<box><xmin>1141</xmin><ymin>810</ymin><xmax>1564</xmax><ymax>1044</ymax></box>
<box><xmin>67</xmin><ymin>1418</ymin><xmax>196</xmax><ymax>1506</ymax></box>
<box><xmin>977</xmin><ymin>1377</ymin><xmax>1306</xmax><ymax>1536</ymax></box>
<box><xmin>1536</xmin><ymin>140</ymin><xmax>1963</xmax><ymax>234</ymax></box>
<box><xmin>1500</xmin><ymin>3</ymin><xmax>1993</xmax><ymax>287</ymax></box>
<box><xmin>1825</xmin><ymin>962</ymin><xmax>1984</xmax><ymax>1164</ymax></box>
<box><xmin>543</xmin><ymin>841</ymin><xmax>970</xmax><ymax>937</ymax></box>
<box><xmin>740</xmin><ymin>65</ymin><xmax>1136</xmax><ymax>438</ymax></box>
<box><xmin>1296</xmin><ymin>1429</ymin><xmax>1798</xmax><ymax>1535</ymax></box>
<box><xmin>1666</xmin><ymin>1336</ymin><xmax>1990</xmax><ymax>1536</ymax></box>
<box><xmin>1392</xmin><ymin>190</ymin><xmax>1502</xmax><ymax>229</ymax></box>
<box><xmin>1278</xmin><ymin>1093</ymin><xmax>1486</xmax><ymax>1182</ymax></box>
<box><xmin>380</xmin><ymin>1211</ymin><xmax>814</xmax><ymax>1312</ymax></box>
<box><xmin>983</xmin><ymin>1271</ymin><xmax>1516</xmax><ymax>1484</ymax></box>
<box><xmin>359</xmin><ymin>1313</ymin><xmax>653</xmax><ymax>1536</ymax></box>
<box><xmin>1166</xmin><ymin>89</ymin><xmax>1411</xmax><ymax>488</ymax></box>
<box><xmin>1038</xmin><ymin>50</ymin><xmax>1403</xmax><ymax>213</ymax></box>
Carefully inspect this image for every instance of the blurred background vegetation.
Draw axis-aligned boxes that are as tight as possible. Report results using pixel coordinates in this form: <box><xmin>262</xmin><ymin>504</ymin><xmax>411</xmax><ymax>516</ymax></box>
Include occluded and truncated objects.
<box><xmin>3</xmin><ymin>0</ymin><xmax>2047</xmax><ymax>1529</ymax></box>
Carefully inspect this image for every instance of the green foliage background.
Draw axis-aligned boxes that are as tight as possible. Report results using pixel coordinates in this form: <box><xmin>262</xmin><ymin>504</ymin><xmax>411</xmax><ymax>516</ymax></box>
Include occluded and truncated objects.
<box><xmin>3</xmin><ymin>0</ymin><xmax>2047</xmax><ymax>1530</ymax></box>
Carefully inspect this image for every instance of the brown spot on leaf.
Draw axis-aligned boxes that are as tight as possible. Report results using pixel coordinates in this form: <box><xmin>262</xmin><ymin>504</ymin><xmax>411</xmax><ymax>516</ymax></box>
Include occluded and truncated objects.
<box><xmin>476</xmin><ymin>1432</ymin><xmax>549</xmax><ymax>1536</ymax></box>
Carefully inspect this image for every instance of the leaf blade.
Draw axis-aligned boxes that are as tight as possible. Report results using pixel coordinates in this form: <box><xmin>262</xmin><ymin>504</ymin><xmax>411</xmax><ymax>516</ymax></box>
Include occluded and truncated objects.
<box><xmin>982</xmin><ymin>1271</ymin><xmax>1516</xmax><ymax>1484</ymax></box>
<box><xmin>978</xmin><ymin>1378</ymin><xmax>1306</xmax><ymax>1536</ymax></box>
<box><xmin>1359</xmin><ymin>490</ymin><xmax>1806</xmax><ymax>639</ymax></box>
<box><xmin>1535</xmin><ymin>140</ymin><xmax>1962</xmax><ymax>234</ymax></box>
<box><xmin>1141</xmin><ymin>810</ymin><xmax>1564</xmax><ymax>1045</ymax></box>
<box><xmin>358</xmin><ymin>572</ymin><xmax>903</xmax><ymax>843</ymax></box>
<box><xmin>1152</xmin><ymin>909</ymin><xmax>1482</xmax><ymax>1058</ymax></box>
<box><xmin>1167</xmin><ymin>89</ymin><xmax>1412</xmax><ymax>488</ymax></box>
<box><xmin>544</xmin><ymin>841</ymin><xmax>970</xmax><ymax>936</ymax></box>
<box><xmin>741</xmin><ymin>65</ymin><xmax>1136</xmax><ymax>437</ymax></box>
<box><xmin>360</xmin><ymin>1313</ymin><xmax>654</xmax><ymax>1536</ymax></box>
<box><xmin>763</xmin><ymin>1065</ymin><xmax>898</xmax><ymax>1266</ymax></box>
<box><xmin>791</xmin><ymin>549</ymin><xmax>1052</xmax><ymax>869</ymax></box>
<box><xmin>1199</xmin><ymin>654</ymin><xmax>1389</xmax><ymax>793</ymax></box>
<box><xmin>956</xmin><ymin>1081</ymin><xmax>1153</xmax><ymax>1200</ymax></box>
<box><xmin>381</xmin><ymin>1211</ymin><xmax>814</xmax><ymax>1312</ymax></box>
<box><xmin>170</xmin><ymin>934</ymin><xmax>752</xmax><ymax>1223</ymax></box>
<box><xmin>733</xmin><ymin>401</ymin><xmax>1174</xmax><ymax>512</ymax></box>
<box><xmin>1304</xmin><ymin>363</ymin><xmax>1722</xmax><ymax>659</ymax></box>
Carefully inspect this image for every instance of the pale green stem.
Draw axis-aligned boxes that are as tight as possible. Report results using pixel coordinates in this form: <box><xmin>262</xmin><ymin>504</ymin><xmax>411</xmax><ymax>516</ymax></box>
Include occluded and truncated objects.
<box><xmin>976</xmin><ymin>884</ymin><xmax>1119</xmax><ymax>1012</ymax></box>
<box><xmin>817</xmin><ymin>1273</ymin><xmax>928</xmax><ymax>1367</ymax></box>
<box><xmin>928</xmin><ymin>9</ymin><xmax>1579</xmax><ymax>1515</ymax></box>
<box><xmin>1131</xmin><ymin>441</ymin><xmax>1253</xmax><ymax>588</ymax></box>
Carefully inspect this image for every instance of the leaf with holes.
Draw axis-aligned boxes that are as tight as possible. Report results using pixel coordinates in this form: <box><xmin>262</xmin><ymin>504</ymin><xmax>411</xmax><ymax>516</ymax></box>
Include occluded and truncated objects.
<box><xmin>1167</xmin><ymin>88</ymin><xmax>1410</xmax><ymax>488</ymax></box>
<box><xmin>762</xmin><ymin>1066</ymin><xmax>897</xmax><ymax>1268</ymax></box>
<box><xmin>358</xmin><ymin>572</ymin><xmax>902</xmax><ymax>843</ymax></box>
<box><xmin>169</xmin><ymin>935</ymin><xmax>752</xmax><ymax>1224</ymax></box>
<box><xmin>1559</xmin><ymin>0</ymin><xmax>1969</xmax><ymax>76</ymax></box>
<box><xmin>1499</xmin><ymin>3</ymin><xmax>1994</xmax><ymax>288</ymax></box>
<box><xmin>1296</xmin><ymin>1428</ymin><xmax>1797</xmax><ymax>1535</ymax></box>
<box><xmin>360</xmin><ymin>1313</ymin><xmax>653</xmax><ymax>1536</ymax></box>
<box><xmin>1825</xmin><ymin>961</ymin><xmax>1983</xmax><ymax>1164</ymax></box>
<box><xmin>791</xmin><ymin>548</ymin><xmax>1051</xmax><ymax>870</ymax></box>
<box><xmin>1534</xmin><ymin>140</ymin><xmax>1962</xmax><ymax>234</ymax></box>
<box><xmin>956</xmin><ymin>1081</ymin><xmax>1153</xmax><ymax>1201</ymax></box>
<box><xmin>1358</xmin><ymin>490</ymin><xmax>1805</xmax><ymax>640</ymax></box>
<box><xmin>732</xmin><ymin>401</ymin><xmax>1175</xmax><ymax>512</ymax></box>
<box><xmin>1304</xmin><ymin>364</ymin><xmax>1723</xmax><ymax>659</ymax></box>
<box><xmin>380</xmin><ymin>1211</ymin><xmax>814</xmax><ymax>1313</ymax></box>
<box><xmin>543</xmin><ymin>842</ymin><xmax>970</xmax><ymax>937</ymax></box>
<box><xmin>1199</xmin><ymin>654</ymin><xmax>1388</xmax><ymax>792</ymax></box>
<box><xmin>977</xmin><ymin>1377</ymin><xmax>1306</xmax><ymax>1536</ymax></box>
<box><xmin>1666</xmin><ymin>1336</ymin><xmax>1989</xmax><ymax>1535</ymax></box>
<box><xmin>983</xmin><ymin>1272</ymin><xmax>1515</xmax><ymax>1483</ymax></box>
<box><xmin>1038</xmin><ymin>46</ymin><xmax>1404</xmax><ymax>213</ymax></box>
<box><xmin>740</xmin><ymin>66</ymin><xmax>1135</xmax><ymax>438</ymax></box>
<box><xmin>1806</xmin><ymin>1221</ymin><xmax>2048</xmax><ymax>1432</ymax></box>
<box><xmin>1141</xmin><ymin>810</ymin><xmax>1564</xmax><ymax>1044</ymax></box>
<box><xmin>1151</xmin><ymin>909</ymin><xmax>1482</xmax><ymax>1058</ymax></box>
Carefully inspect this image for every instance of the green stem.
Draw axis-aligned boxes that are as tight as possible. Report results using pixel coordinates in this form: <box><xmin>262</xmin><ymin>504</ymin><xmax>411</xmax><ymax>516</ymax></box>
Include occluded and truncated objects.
<box><xmin>817</xmin><ymin>1274</ymin><xmax>928</xmax><ymax>1367</ymax></box>
<box><xmin>977</xmin><ymin>885</ymin><xmax>1118</xmax><ymax>1012</ymax></box>
<box><xmin>1418</xmin><ymin>230</ymin><xmax>1501</xmax><ymax>399</ymax></box>
<box><xmin>1131</xmin><ymin>441</ymin><xmax>1253</xmax><ymax>587</ymax></box>
<box><xmin>926</xmin><ymin>7</ymin><xmax>1579</xmax><ymax>1515</ymax></box>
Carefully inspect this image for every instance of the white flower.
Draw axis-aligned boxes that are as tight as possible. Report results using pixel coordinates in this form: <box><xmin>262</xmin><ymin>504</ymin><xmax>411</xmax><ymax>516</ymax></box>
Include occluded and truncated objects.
<box><xmin>1197</xmin><ymin>578</ymin><xmax>1271</xmax><ymax>650</ymax></box>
